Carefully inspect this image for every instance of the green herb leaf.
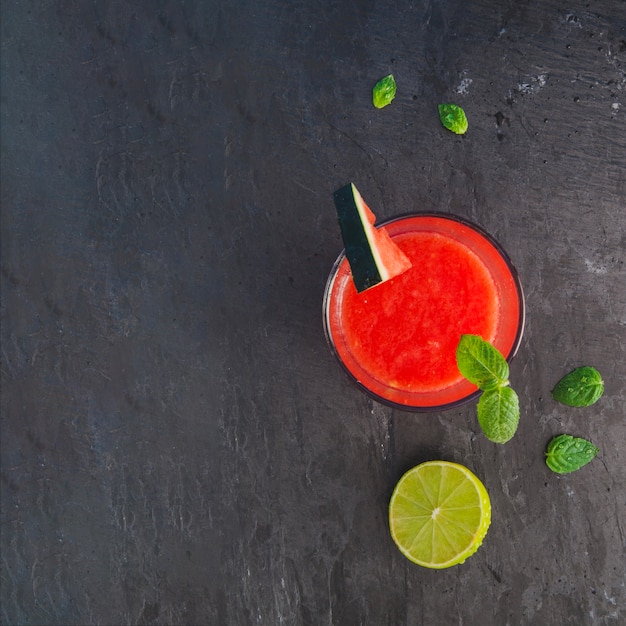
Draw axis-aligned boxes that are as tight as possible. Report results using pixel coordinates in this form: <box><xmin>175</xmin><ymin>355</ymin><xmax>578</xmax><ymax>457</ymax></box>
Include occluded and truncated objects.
<box><xmin>456</xmin><ymin>336</ymin><xmax>520</xmax><ymax>444</ymax></box>
<box><xmin>477</xmin><ymin>386</ymin><xmax>520</xmax><ymax>444</ymax></box>
<box><xmin>552</xmin><ymin>366</ymin><xmax>604</xmax><ymax>407</ymax></box>
<box><xmin>545</xmin><ymin>434</ymin><xmax>599</xmax><ymax>474</ymax></box>
<box><xmin>456</xmin><ymin>334</ymin><xmax>509</xmax><ymax>390</ymax></box>
<box><xmin>372</xmin><ymin>74</ymin><xmax>397</xmax><ymax>109</ymax></box>
<box><xmin>438</xmin><ymin>103</ymin><xmax>468</xmax><ymax>134</ymax></box>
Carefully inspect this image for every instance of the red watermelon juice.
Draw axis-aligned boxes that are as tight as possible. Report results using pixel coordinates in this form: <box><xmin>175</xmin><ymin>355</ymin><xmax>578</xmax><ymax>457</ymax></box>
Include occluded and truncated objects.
<box><xmin>323</xmin><ymin>214</ymin><xmax>524</xmax><ymax>411</ymax></box>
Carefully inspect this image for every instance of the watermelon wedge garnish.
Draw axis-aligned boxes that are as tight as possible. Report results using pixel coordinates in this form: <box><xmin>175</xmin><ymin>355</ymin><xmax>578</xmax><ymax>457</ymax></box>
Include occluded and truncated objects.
<box><xmin>333</xmin><ymin>183</ymin><xmax>412</xmax><ymax>293</ymax></box>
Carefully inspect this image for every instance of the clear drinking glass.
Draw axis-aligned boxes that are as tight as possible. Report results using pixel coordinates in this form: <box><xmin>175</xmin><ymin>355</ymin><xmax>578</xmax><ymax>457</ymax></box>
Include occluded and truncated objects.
<box><xmin>323</xmin><ymin>213</ymin><xmax>525</xmax><ymax>411</ymax></box>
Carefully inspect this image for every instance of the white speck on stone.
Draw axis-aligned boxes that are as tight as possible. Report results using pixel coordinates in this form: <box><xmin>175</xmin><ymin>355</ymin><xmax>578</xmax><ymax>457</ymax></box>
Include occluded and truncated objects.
<box><xmin>518</xmin><ymin>74</ymin><xmax>548</xmax><ymax>94</ymax></box>
<box><xmin>584</xmin><ymin>259</ymin><xmax>608</xmax><ymax>274</ymax></box>
<box><xmin>611</xmin><ymin>102</ymin><xmax>620</xmax><ymax>112</ymax></box>
<box><xmin>454</xmin><ymin>77</ymin><xmax>473</xmax><ymax>95</ymax></box>
<box><xmin>566</xmin><ymin>486</ymin><xmax>575</xmax><ymax>498</ymax></box>
<box><xmin>604</xmin><ymin>590</ymin><xmax>617</xmax><ymax>605</ymax></box>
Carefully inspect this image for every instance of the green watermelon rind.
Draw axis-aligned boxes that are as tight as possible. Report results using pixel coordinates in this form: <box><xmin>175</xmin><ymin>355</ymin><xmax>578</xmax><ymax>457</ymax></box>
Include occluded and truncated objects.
<box><xmin>333</xmin><ymin>183</ymin><xmax>411</xmax><ymax>292</ymax></box>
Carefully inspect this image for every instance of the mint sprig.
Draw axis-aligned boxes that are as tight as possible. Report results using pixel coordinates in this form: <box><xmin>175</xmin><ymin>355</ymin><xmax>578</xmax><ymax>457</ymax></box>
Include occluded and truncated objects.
<box><xmin>478</xmin><ymin>386</ymin><xmax>520</xmax><ymax>444</ymax></box>
<box><xmin>456</xmin><ymin>334</ymin><xmax>509</xmax><ymax>390</ymax></box>
<box><xmin>552</xmin><ymin>366</ymin><xmax>604</xmax><ymax>407</ymax></box>
<box><xmin>372</xmin><ymin>74</ymin><xmax>397</xmax><ymax>109</ymax></box>
<box><xmin>545</xmin><ymin>434</ymin><xmax>599</xmax><ymax>474</ymax></box>
<box><xmin>438</xmin><ymin>103</ymin><xmax>468</xmax><ymax>134</ymax></box>
<box><xmin>456</xmin><ymin>334</ymin><xmax>520</xmax><ymax>444</ymax></box>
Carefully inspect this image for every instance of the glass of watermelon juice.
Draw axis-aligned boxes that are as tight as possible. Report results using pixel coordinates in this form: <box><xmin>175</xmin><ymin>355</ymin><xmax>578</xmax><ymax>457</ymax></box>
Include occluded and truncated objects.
<box><xmin>323</xmin><ymin>213</ymin><xmax>525</xmax><ymax>411</ymax></box>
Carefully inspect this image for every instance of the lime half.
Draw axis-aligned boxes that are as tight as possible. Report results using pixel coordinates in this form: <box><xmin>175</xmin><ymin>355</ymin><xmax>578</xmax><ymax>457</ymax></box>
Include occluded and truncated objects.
<box><xmin>389</xmin><ymin>461</ymin><xmax>491</xmax><ymax>569</ymax></box>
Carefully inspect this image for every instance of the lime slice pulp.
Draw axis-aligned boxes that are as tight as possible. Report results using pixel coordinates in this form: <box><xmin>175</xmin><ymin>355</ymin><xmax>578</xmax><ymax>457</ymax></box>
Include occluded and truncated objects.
<box><xmin>389</xmin><ymin>461</ymin><xmax>491</xmax><ymax>568</ymax></box>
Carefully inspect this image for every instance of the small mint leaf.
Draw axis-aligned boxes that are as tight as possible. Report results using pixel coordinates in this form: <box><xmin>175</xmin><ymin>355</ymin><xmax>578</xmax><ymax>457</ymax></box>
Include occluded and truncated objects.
<box><xmin>545</xmin><ymin>434</ymin><xmax>599</xmax><ymax>474</ymax></box>
<box><xmin>456</xmin><ymin>334</ymin><xmax>509</xmax><ymax>390</ymax></box>
<box><xmin>477</xmin><ymin>386</ymin><xmax>520</xmax><ymax>444</ymax></box>
<box><xmin>552</xmin><ymin>366</ymin><xmax>604</xmax><ymax>407</ymax></box>
<box><xmin>438</xmin><ymin>103</ymin><xmax>468</xmax><ymax>134</ymax></box>
<box><xmin>372</xmin><ymin>74</ymin><xmax>397</xmax><ymax>109</ymax></box>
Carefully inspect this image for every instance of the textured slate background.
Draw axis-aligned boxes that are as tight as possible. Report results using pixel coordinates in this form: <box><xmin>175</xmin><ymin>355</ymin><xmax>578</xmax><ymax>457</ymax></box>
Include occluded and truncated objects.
<box><xmin>1</xmin><ymin>0</ymin><xmax>625</xmax><ymax>624</ymax></box>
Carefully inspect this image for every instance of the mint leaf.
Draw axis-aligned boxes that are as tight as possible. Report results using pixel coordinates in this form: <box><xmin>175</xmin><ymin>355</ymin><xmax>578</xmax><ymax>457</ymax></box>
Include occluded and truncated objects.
<box><xmin>456</xmin><ymin>336</ymin><xmax>520</xmax><ymax>444</ymax></box>
<box><xmin>438</xmin><ymin>103</ymin><xmax>468</xmax><ymax>134</ymax></box>
<box><xmin>456</xmin><ymin>334</ymin><xmax>509</xmax><ymax>390</ymax></box>
<box><xmin>372</xmin><ymin>74</ymin><xmax>396</xmax><ymax>109</ymax></box>
<box><xmin>552</xmin><ymin>366</ymin><xmax>604</xmax><ymax>407</ymax></box>
<box><xmin>545</xmin><ymin>434</ymin><xmax>599</xmax><ymax>474</ymax></box>
<box><xmin>477</xmin><ymin>386</ymin><xmax>520</xmax><ymax>444</ymax></box>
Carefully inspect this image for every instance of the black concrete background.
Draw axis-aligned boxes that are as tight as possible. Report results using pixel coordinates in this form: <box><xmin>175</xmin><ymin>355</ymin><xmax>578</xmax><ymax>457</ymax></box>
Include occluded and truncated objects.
<box><xmin>1</xmin><ymin>1</ymin><xmax>625</xmax><ymax>624</ymax></box>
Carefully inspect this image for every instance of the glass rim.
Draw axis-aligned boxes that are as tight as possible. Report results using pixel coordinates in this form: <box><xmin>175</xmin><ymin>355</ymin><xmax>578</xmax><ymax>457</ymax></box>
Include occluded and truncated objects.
<box><xmin>323</xmin><ymin>211</ymin><xmax>526</xmax><ymax>412</ymax></box>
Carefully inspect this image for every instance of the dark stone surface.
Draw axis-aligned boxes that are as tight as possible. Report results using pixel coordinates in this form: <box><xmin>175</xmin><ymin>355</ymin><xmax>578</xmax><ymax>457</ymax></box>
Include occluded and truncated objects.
<box><xmin>1</xmin><ymin>1</ymin><xmax>625</xmax><ymax>624</ymax></box>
